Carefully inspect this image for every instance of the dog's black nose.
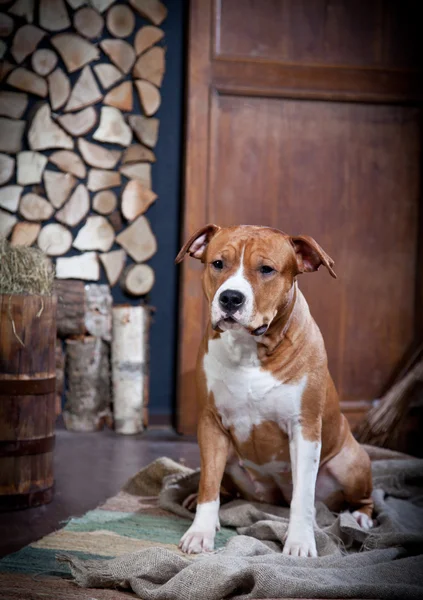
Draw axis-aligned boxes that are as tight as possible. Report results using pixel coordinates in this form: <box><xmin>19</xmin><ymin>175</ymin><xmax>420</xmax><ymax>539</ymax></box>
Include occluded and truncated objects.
<box><xmin>219</xmin><ymin>289</ymin><xmax>245</xmax><ymax>314</ymax></box>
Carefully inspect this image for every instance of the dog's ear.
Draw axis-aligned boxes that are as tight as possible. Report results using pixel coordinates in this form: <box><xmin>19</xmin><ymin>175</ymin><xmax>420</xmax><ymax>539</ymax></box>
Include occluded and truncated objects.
<box><xmin>290</xmin><ymin>235</ymin><xmax>337</xmax><ymax>278</ymax></box>
<box><xmin>175</xmin><ymin>224</ymin><xmax>220</xmax><ymax>264</ymax></box>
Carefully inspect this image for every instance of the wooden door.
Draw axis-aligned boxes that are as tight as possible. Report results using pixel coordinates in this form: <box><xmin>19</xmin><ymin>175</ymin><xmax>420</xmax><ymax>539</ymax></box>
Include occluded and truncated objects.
<box><xmin>177</xmin><ymin>0</ymin><xmax>422</xmax><ymax>435</ymax></box>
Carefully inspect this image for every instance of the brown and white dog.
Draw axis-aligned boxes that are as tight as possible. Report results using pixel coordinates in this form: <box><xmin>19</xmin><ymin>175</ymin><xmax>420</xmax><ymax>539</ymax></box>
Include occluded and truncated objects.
<box><xmin>175</xmin><ymin>224</ymin><xmax>373</xmax><ymax>558</ymax></box>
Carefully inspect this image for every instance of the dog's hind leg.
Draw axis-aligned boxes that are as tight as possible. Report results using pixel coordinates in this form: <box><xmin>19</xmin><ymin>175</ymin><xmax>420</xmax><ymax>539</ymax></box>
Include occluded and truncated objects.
<box><xmin>319</xmin><ymin>426</ymin><xmax>374</xmax><ymax>530</ymax></box>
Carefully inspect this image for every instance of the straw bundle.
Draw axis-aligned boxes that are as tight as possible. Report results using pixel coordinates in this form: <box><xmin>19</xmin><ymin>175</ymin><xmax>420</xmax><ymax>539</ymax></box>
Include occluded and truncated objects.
<box><xmin>0</xmin><ymin>237</ymin><xmax>54</xmax><ymax>296</ymax></box>
<box><xmin>355</xmin><ymin>347</ymin><xmax>423</xmax><ymax>449</ymax></box>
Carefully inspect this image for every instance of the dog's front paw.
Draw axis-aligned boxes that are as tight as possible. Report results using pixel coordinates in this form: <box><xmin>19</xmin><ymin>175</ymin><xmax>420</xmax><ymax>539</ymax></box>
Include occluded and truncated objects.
<box><xmin>283</xmin><ymin>529</ymin><xmax>317</xmax><ymax>558</ymax></box>
<box><xmin>179</xmin><ymin>526</ymin><xmax>216</xmax><ymax>554</ymax></box>
<box><xmin>352</xmin><ymin>510</ymin><xmax>374</xmax><ymax>530</ymax></box>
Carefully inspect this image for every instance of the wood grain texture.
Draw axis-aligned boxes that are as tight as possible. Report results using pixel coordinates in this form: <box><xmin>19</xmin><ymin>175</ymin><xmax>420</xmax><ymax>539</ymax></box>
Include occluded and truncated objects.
<box><xmin>216</xmin><ymin>0</ymin><xmax>422</xmax><ymax>70</ymax></box>
<box><xmin>178</xmin><ymin>0</ymin><xmax>423</xmax><ymax>434</ymax></box>
<box><xmin>210</xmin><ymin>96</ymin><xmax>419</xmax><ymax>401</ymax></box>
<box><xmin>0</xmin><ymin>294</ymin><xmax>56</xmax><ymax>507</ymax></box>
<box><xmin>54</xmin><ymin>279</ymin><xmax>85</xmax><ymax>338</ymax></box>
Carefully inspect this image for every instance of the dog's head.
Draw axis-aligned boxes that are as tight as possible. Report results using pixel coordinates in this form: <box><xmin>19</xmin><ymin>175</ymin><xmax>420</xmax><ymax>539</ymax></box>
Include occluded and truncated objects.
<box><xmin>176</xmin><ymin>225</ymin><xmax>336</xmax><ymax>335</ymax></box>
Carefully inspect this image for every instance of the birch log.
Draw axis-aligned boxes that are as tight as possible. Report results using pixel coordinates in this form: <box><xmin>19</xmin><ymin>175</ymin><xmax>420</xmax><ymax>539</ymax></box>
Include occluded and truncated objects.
<box><xmin>64</xmin><ymin>336</ymin><xmax>112</xmax><ymax>432</ymax></box>
<box><xmin>84</xmin><ymin>283</ymin><xmax>112</xmax><ymax>341</ymax></box>
<box><xmin>112</xmin><ymin>305</ymin><xmax>149</xmax><ymax>434</ymax></box>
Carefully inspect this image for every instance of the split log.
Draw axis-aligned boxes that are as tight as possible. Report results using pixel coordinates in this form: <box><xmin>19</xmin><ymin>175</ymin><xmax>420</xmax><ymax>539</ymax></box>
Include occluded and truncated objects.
<box><xmin>109</xmin><ymin>209</ymin><xmax>123</xmax><ymax>233</ymax></box>
<box><xmin>104</xmin><ymin>81</ymin><xmax>133</xmax><ymax>112</ymax></box>
<box><xmin>93</xmin><ymin>190</ymin><xmax>117</xmax><ymax>214</ymax></box>
<box><xmin>0</xmin><ymin>13</ymin><xmax>14</xmax><ymax>37</ymax></box>
<box><xmin>121</xmin><ymin>264</ymin><xmax>154</xmax><ymax>296</ymax></box>
<box><xmin>133</xmin><ymin>46</ymin><xmax>165</xmax><ymax>87</ymax></box>
<box><xmin>55</xmin><ymin>183</ymin><xmax>89</xmax><ymax>227</ymax></box>
<box><xmin>0</xmin><ymin>91</ymin><xmax>28</xmax><ymax>119</ymax></box>
<box><xmin>74</xmin><ymin>7</ymin><xmax>104</xmax><ymax>39</ymax></box>
<box><xmin>90</xmin><ymin>0</ymin><xmax>114</xmax><ymax>12</ymax></box>
<box><xmin>55</xmin><ymin>340</ymin><xmax>64</xmax><ymax>417</ymax></box>
<box><xmin>122</xmin><ymin>143</ymin><xmax>156</xmax><ymax>164</ymax></box>
<box><xmin>87</xmin><ymin>168</ymin><xmax>121</xmax><ymax>191</ymax></box>
<box><xmin>8</xmin><ymin>0</ymin><xmax>34</xmax><ymax>23</ymax></box>
<box><xmin>73</xmin><ymin>215</ymin><xmax>115</xmax><ymax>252</ymax></box>
<box><xmin>48</xmin><ymin>67</ymin><xmax>70</xmax><ymax>110</ymax></box>
<box><xmin>135</xmin><ymin>79</ymin><xmax>160</xmax><ymax>116</ymax></box>
<box><xmin>11</xmin><ymin>24</ymin><xmax>45</xmax><ymax>63</ymax></box>
<box><xmin>29</xmin><ymin>104</ymin><xmax>74</xmax><ymax>150</ymax></box>
<box><xmin>40</xmin><ymin>0</ymin><xmax>70</xmax><ymax>31</ymax></box>
<box><xmin>20</xmin><ymin>193</ymin><xmax>54</xmax><ymax>221</ymax></box>
<box><xmin>112</xmin><ymin>305</ymin><xmax>150</xmax><ymax>434</ymax></box>
<box><xmin>106</xmin><ymin>5</ymin><xmax>135</xmax><ymax>38</ymax></box>
<box><xmin>51</xmin><ymin>33</ymin><xmax>99</xmax><ymax>73</ymax></box>
<box><xmin>0</xmin><ymin>117</ymin><xmax>25</xmax><ymax>153</ymax></box>
<box><xmin>63</xmin><ymin>337</ymin><xmax>111</xmax><ymax>432</ymax></box>
<box><xmin>100</xmin><ymin>39</ymin><xmax>135</xmax><ymax>74</ymax></box>
<box><xmin>38</xmin><ymin>223</ymin><xmax>72</xmax><ymax>256</ymax></box>
<box><xmin>116</xmin><ymin>215</ymin><xmax>157</xmax><ymax>262</ymax></box>
<box><xmin>54</xmin><ymin>279</ymin><xmax>86</xmax><ymax>337</ymax></box>
<box><xmin>0</xmin><ymin>153</ymin><xmax>15</xmax><ymax>185</ymax></box>
<box><xmin>0</xmin><ymin>60</ymin><xmax>14</xmax><ymax>82</ymax></box>
<box><xmin>49</xmin><ymin>150</ymin><xmax>86</xmax><ymax>178</ymax></box>
<box><xmin>17</xmin><ymin>151</ymin><xmax>47</xmax><ymax>185</ymax></box>
<box><xmin>134</xmin><ymin>25</ymin><xmax>164</xmax><ymax>56</ymax></box>
<box><xmin>129</xmin><ymin>0</ymin><xmax>167</xmax><ymax>26</ymax></box>
<box><xmin>32</xmin><ymin>49</ymin><xmax>58</xmax><ymax>76</ymax></box>
<box><xmin>119</xmin><ymin>163</ymin><xmax>151</xmax><ymax>188</ymax></box>
<box><xmin>56</xmin><ymin>252</ymin><xmax>99</xmax><ymax>281</ymax></box>
<box><xmin>10</xmin><ymin>221</ymin><xmax>40</xmax><ymax>246</ymax></box>
<box><xmin>64</xmin><ymin>65</ymin><xmax>102</xmax><ymax>112</ymax></box>
<box><xmin>43</xmin><ymin>170</ymin><xmax>76</xmax><ymax>208</ymax></box>
<box><xmin>84</xmin><ymin>283</ymin><xmax>112</xmax><ymax>341</ymax></box>
<box><xmin>128</xmin><ymin>115</ymin><xmax>159</xmax><ymax>148</ymax></box>
<box><xmin>7</xmin><ymin>67</ymin><xmax>48</xmax><ymax>97</ymax></box>
<box><xmin>0</xmin><ymin>209</ymin><xmax>17</xmax><ymax>238</ymax></box>
<box><xmin>93</xmin><ymin>63</ymin><xmax>122</xmax><ymax>90</ymax></box>
<box><xmin>78</xmin><ymin>138</ymin><xmax>121</xmax><ymax>169</ymax></box>
<box><xmin>93</xmin><ymin>106</ymin><xmax>132</xmax><ymax>146</ymax></box>
<box><xmin>99</xmin><ymin>249</ymin><xmax>126</xmax><ymax>286</ymax></box>
<box><xmin>122</xmin><ymin>179</ymin><xmax>157</xmax><ymax>220</ymax></box>
<box><xmin>57</xmin><ymin>106</ymin><xmax>97</xmax><ymax>136</ymax></box>
<box><xmin>0</xmin><ymin>185</ymin><xmax>23</xmax><ymax>212</ymax></box>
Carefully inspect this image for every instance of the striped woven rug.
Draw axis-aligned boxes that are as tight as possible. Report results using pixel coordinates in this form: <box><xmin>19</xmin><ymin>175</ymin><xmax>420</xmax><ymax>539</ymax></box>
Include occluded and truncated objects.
<box><xmin>0</xmin><ymin>459</ymin><xmax>236</xmax><ymax>600</ymax></box>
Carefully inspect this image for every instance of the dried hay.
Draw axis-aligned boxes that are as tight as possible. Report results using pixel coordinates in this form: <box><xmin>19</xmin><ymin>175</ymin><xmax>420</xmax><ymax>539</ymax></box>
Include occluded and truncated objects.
<box><xmin>0</xmin><ymin>237</ymin><xmax>54</xmax><ymax>296</ymax></box>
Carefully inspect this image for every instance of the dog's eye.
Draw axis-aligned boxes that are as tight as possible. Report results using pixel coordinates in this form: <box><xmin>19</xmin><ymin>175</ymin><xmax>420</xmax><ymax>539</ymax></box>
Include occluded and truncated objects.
<box><xmin>212</xmin><ymin>260</ymin><xmax>223</xmax><ymax>270</ymax></box>
<box><xmin>260</xmin><ymin>265</ymin><xmax>275</xmax><ymax>274</ymax></box>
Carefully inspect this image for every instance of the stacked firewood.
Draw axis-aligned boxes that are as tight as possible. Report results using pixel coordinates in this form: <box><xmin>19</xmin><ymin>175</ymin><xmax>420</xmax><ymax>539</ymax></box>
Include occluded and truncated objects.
<box><xmin>55</xmin><ymin>279</ymin><xmax>151</xmax><ymax>434</ymax></box>
<box><xmin>0</xmin><ymin>0</ymin><xmax>166</xmax><ymax>296</ymax></box>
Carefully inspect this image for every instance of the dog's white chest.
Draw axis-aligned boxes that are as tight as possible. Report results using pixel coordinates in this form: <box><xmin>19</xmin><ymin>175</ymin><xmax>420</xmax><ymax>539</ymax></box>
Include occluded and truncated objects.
<box><xmin>203</xmin><ymin>329</ymin><xmax>307</xmax><ymax>443</ymax></box>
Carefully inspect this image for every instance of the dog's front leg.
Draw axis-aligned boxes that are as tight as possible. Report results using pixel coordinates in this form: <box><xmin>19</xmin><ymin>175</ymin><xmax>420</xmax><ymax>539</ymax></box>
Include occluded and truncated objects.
<box><xmin>179</xmin><ymin>411</ymin><xmax>229</xmax><ymax>554</ymax></box>
<box><xmin>283</xmin><ymin>422</ymin><xmax>321</xmax><ymax>558</ymax></box>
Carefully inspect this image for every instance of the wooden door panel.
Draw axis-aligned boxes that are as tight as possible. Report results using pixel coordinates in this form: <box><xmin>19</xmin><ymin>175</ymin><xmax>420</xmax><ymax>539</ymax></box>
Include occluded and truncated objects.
<box><xmin>216</xmin><ymin>0</ymin><xmax>422</xmax><ymax>69</ymax></box>
<box><xmin>209</xmin><ymin>95</ymin><xmax>420</xmax><ymax>400</ymax></box>
<box><xmin>178</xmin><ymin>0</ymin><xmax>422</xmax><ymax>434</ymax></box>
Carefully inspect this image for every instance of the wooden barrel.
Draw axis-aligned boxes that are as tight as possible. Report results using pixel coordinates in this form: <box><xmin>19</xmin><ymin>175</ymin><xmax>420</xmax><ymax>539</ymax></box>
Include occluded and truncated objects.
<box><xmin>0</xmin><ymin>294</ymin><xmax>57</xmax><ymax>510</ymax></box>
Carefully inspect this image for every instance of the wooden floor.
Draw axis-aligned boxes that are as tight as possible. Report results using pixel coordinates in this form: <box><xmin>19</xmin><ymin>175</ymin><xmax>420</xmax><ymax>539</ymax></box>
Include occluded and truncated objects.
<box><xmin>0</xmin><ymin>422</ymin><xmax>200</xmax><ymax>558</ymax></box>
